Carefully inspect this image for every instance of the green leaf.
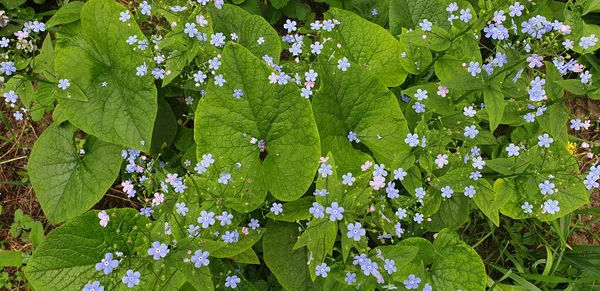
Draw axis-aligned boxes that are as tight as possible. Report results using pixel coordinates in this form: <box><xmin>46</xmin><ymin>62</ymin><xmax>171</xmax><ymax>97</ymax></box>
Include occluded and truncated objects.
<box><xmin>30</xmin><ymin>221</ymin><xmax>45</xmax><ymax>248</ymax></box>
<box><xmin>45</xmin><ymin>1</ymin><xmax>84</xmax><ymax>28</ymax></box>
<box><xmin>194</xmin><ymin>43</ymin><xmax>320</xmax><ymax>207</ymax></box>
<box><xmin>230</xmin><ymin>248</ymin><xmax>260</xmax><ymax>264</ymax></box>
<box><xmin>400</xmin><ymin>27</ymin><xmax>451</xmax><ymax>51</ymax></box>
<box><xmin>397</xmin><ymin>237</ymin><xmax>436</xmax><ymax>266</ymax></box>
<box><xmin>430</xmin><ymin>229</ymin><xmax>486</xmax><ymax>291</ymax></box>
<box><xmin>537</xmin><ymin>103</ymin><xmax>569</xmax><ymax>145</ymax></box>
<box><xmin>324</xmin><ymin>8</ymin><xmax>407</xmax><ymax>87</ymax></box>
<box><xmin>150</xmin><ymin>97</ymin><xmax>177</xmax><ymax>154</ymax></box>
<box><xmin>28</xmin><ymin>123</ymin><xmax>122</xmax><ymax>223</ymax></box>
<box><xmin>25</xmin><ymin>209</ymin><xmax>149</xmax><ymax>290</ymax></box>
<box><xmin>197</xmin><ymin>228</ymin><xmax>264</xmax><ymax>258</ymax></box>
<box><xmin>389</xmin><ymin>0</ymin><xmax>448</xmax><ymax>34</ymax></box>
<box><xmin>211</xmin><ymin>4</ymin><xmax>282</xmax><ymax>63</ymax></box>
<box><xmin>55</xmin><ymin>0</ymin><xmax>157</xmax><ymax>151</ymax></box>
<box><xmin>426</xmin><ymin>195</ymin><xmax>470</xmax><ymax>232</ymax></box>
<box><xmin>266</xmin><ymin>196</ymin><xmax>315</xmax><ymax>222</ymax></box>
<box><xmin>473</xmin><ymin>179</ymin><xmax>509</xmax><ymax>227</ymax></box>
<box><xmin>312</xmin><ymin>60</ymin><xmax>411</xmax><ymax>175</ymax></box>
<box><xmin>553</xmin><ymin>79</ymin><xmax>588</xmax><ymax>95</ymax></box>
<box><xmin>263</xmin><ymin>221</ymin><xmax>322</xmax><ymax>290</ymax></box>
<box><xmin>270</xmin><ymin>0</ymin><xmax>289</xmax><ymax>9</ymax></box>
<box><xmin>0</xmin><ymin>251</ymin><xmax>23</xmax><ymax>267</ymax></box>
<box><xmin>483</xmin><ymin>86</ymin><xmax>505</xmax><ymax>132</ymax></box>
<box><xmin>398</xmin><ymin>37</ymin><xmax>433</xmax><ymax>75</ymax></box>
<box><xmin>294</xmin><ymin>219</ymin><xmax>337</xmax><ymax>280</ymax></box>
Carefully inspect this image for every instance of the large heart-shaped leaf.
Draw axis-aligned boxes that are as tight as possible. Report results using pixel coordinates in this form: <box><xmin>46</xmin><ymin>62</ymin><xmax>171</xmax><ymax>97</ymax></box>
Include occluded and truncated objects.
<box><xmin>324</xmin><ymin>8</ymin><xmax>407</xmax><ymax>87</ymax></box>
<box><xmin>430</xmin><ymin>229</ymin><xmax>486</xmax><ymax>290</ymax></box>
<box><xmin>312</xmin><ymin>60</ymin><xmax>411</xmax><ymax>175</ymax></box>
<box><xmin>211</xmin><ymin>4</ymin><xmax>281</xmax><ymax>62</ymax></box>
<box><xmin>24</xmin><ymin>209</ymin><xmax>149</xmax><ymax>290</ymax></box>
<box><xmin>28</xmin><ymin>122</ymin><xmax>122</xmax><ymax>224</ymax></box>
<box><xmin>194</xmin><ymin>43</ymin><xmax>320</xmax><ymax>208</ymax></box>
<box><xmin>54</xmin><ymin>0</ymin><xmax>157</xmax><ymax>151</ymax></box>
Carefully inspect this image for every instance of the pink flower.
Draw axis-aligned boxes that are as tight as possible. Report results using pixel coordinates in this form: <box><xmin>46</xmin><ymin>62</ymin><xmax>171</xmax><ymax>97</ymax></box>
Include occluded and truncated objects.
<box><xmin>437</xmin><ymin>86</ymin><xmax>449</xmax><ymax>97</ymax></box>
<box><xmin>361</xmin><ymin>160</ymin><xmax>373</xmax><ymax>171</ymax></box>
<box><xmin>98</xmin><ymin>211</ymin><xmax>109</xmax><ymax>227</ymax></box>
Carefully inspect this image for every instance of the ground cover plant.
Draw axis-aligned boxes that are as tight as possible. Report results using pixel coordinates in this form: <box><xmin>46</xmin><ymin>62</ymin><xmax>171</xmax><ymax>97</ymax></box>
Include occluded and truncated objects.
<box><xmin>2</xmin><ymin>0</ymin><xmax>600</xmax><ymax>289</ymax></box>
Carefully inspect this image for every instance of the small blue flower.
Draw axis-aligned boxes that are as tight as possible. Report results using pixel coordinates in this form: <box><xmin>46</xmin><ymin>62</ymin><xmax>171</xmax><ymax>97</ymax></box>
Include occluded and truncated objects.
<box><xmin>218</xmin><ymin>172</ymin><xmax>231</xmax><ymax>185</ymax></box>
<box><xmin>309</xmin><ymin>202</ymin><xmax>325</xmax><ymax>219</ymax></box>
<box><xmin>318</xmin><ymin>163</ymin><xmax>333</xmax><ymax>178</ymax></box>
<box><xmin>342</xmin><ymin>173</ymin><xmax>355</xmax><ymax>185</ymax></box>
<box><xmin>325</xmin><ymin>202</ymin><xmax>344</xmax><ymax>221</ymax></box>
<box><xmin>271</xmin><ymin>203</ymin><xmax>283</xmax><ymax>215</ymax></box>
<box><xmin>537</xmin><ymin>133</ymin><xmax>553</xmax><ymax>148</ymax></box>
<box><xmin>405</xmin><ymin>133</ymin><xmax>419</xmax><ymax>147</ymax></box>
<box><xmin>198</xmin><ymin>210</ymin><xmax>216</xmax><ymax>228</ymax></box>
<box><xmin>337</xmin><ymin>57</ymin><xmax>351</xmax><ymax>71</ymax></box>
<box><xmin>403</xmin><ymin>274</ymin><xmax>421</xmax><ymax>289</ymax></box>
<box><xmin>140</xmin><ymin>207</ymin><xmax>153</xmax><ymax>217</ymax></box>
<box><xmin>249</xmin><ymin>218</ymin><xmax>260</xmax><ymax>230</ymax></box>
<box><xmin>0</xmin><ymin>61</ymin><xmax>17</xmax><ymax>76</ymax></box>
<box><xmin>225</xmin><ymin>275</ymin><xmax>241</xmax><ymax>288</ymax></box>
<box><xmin>233</xmin><ymin>89</ymin><xmax>244</xmax><ymax>99</ymax></box>
<box><xmin>176</xmin><ymin>202</ymin><xmax>188</xmax><ymax>216</ymax></box>
<box><xmin>345</xmin><ymin>272</ymin><xmax>357</xmax><ymax>284</ymax></box>
<box><xmin>315</xmin><ymin>263</ymin><xmax>330</xmax><ymax>278</ymax></box>
<box><xmin>219</xmin><ymin>211</ymin><xmax>233</xmax><ymax>226</ymax></box>
<box><xmin>522</xmin><ymin>202</ymin><xmax>533</xmax><ymax>214</ymax></box>
<box><xmin>121</xmin><ymin>269</ymin><xmax>141</xmax><ymax>288</ymax></box>
<box><xmin>346</xmin><ymin>222</ymin><xmax>366</xmax><ymax>241</ymax></box>
<box><xmin>191</xmin><ymin>250</ymin><xmax>210</xmax><ymax>268</ymax></box>
<box><xmin>222</xmin><ymin>230</ymin><xmax>239</xmax><ymax>243</ymax></box>
<box><xmin>58</xmin><ymin>79</ymin><xmax>70</xmax><ymax>90</ymax></box>
<box><xmin>543</xmin><ymin>199</ymin><xmax>560</xmax><ymax>214</ymax></box>
<box><xmin>83</xmin><ymin>281</ymin><xmax>104</xmax><ymax>291</ymax></box>
<box><xmin>538</xmin><ymin>180</ymin><xmax>555</xmax><ymax>195</ymax></box>
<box><xmin>147</xmin><ymin>241</ymin><xmax>169</xmax><ymax>260</ymax></box>
<box><xmin>384</xmin><ymin>259</ymin><xmax>397</xmax><ymax>274</ymax></box>
<box><xmin>419</xmin><ymin>19</ymin><xmax>432</xmax><ymax>31</ymax></box>
<box><xmin>95</xmin><ymin>252</ymin><xmax>119</xmax><ymax>275</ymax></box>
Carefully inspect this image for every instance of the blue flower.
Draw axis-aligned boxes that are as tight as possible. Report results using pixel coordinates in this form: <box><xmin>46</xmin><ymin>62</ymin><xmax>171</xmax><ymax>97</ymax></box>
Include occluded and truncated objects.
<box><xmin>83</xmin><ymin>281</ymin><xmax>104</xmax><ymax>291</ymax></box>
<box><xmin>318</xmin><ymin>163</ymin><xmax>333</xmax><ymax>178</ymax></box>
<box><xmin>360</xmin><ymin>260</ymin><xmax>379</xmax><ymax>276</ymax></box>
<box><xmin>342</xmin><ymin>173</ymin><xmax>355</xmax><ymax>185</ymax></box>
<box><xmin>219</xmin><ymin>211</ymin><xmax>233</xmax><ymax>226</ymax></box>
<box><xmin>3</xmin><ymin>90</ymin><xmax>18</xmax><ymax>103</ymax></box>
<box><xmin>384</xmin><ymin>259</ymin><xmax>397</xmax><ymax>274</ymax></box>
<box><xmin>467</xmin><ymin>61</ymin><xmax>481</xmax><ymax>76</ymax></box>
<box><xmin>0</xmin><ymin>61</ymin><xmax>17</xmax><ymax>76</ymax></box>
<box><xmin>413</xmin><ymin>213</ymin><xmax>424</xmax><ymax>224</ymax></box>
<box><xmin>506</xmin><ymin>143</ymin><xmax>520</xmax><ymax>157</ymax></box>
<box><xmin>184</xmin><ymin>23</ymin><xmax>198</xmax><ymax>38</ymax></box>
<box><xmin>325</xmin><ymin>202</ymin><xmax>344</xmax><ymax>221</ymax></box>
<box><xmin>464</xmin><ymin>125</ymin><xmax>479</xmax><ymax>139</ymax></box>
<box><xmin>218</xmin><ymin>172</ymin><xmax>231</xmax><ymax>185</ymax></box>
<box><xmin>539</xmin><ymin>180</ymin><xmax>555</xmax><ymax>195</ymax></box>
<box><xmin>233</xmin><ymin>89</ymin><xmax>244</xmax><ymax>99</ymax></box>
<box><xmin>214</xmin><ymin>74</ymin><xmax>226</xmax><ymax>87</ymax></box>
<box><xmin>271</xmin><ymin>203</ymin><xmax>283</xmax><ymax>215</ymax></box>
<box><xmin>464</xmin><ymin>185</ymin><xmax>476</xmax><ymax>198</ymax></box>
<box><xmin>198</xmin><ymin>210</ymin><xmax>216</xmax><ymax>228</ymax></box>
<box><xmin>210</xmin><ymin>33</ymin><xmax>226</xmax><ymax>47</ymax></box>
<box><xmin>249</xmin><ymin>218</ymin><xmax>260</xmax><ymax>230</ymax></box>
<box><xmin>121</xmin><ymin>270</ymin><xmax>141</xmax><ymax>288</ymax></box>
<box><xmin>386</xmin><ymin>182</ymin><xmax>399</xmax><ymax>199</ymax></box>
<box><xmin>225</xmin><ymin>275</ymin><xmax>241</xmax><ymax>288</ymax></box>
<box><xmin>315</xmin><ymin>263</ymin><xmax>330</xmax><ymax>278</ymax></box>
<box><xmin>309</xmin><ymin>202</ymin><xmax>325</xmax><ymax>219</ymax></box>
<box><xmin>403</xmin><ymin>274</ymin><xmax>421</xmax><ymax>289</ymax></box>
<box><xmin>346</xmin><ymin>222</ymin><xmax>366</xmax><ymax>241</ymax></box>
<box><xmin>345</xmin><ymin>272</ymin><xmax>357</xmax><ymax>284</ymax></box>
<box><xmin>283</xmin><ymin>19</ymin><xmax>297</xmax><ymax>33</ymax></box>
<box><xmin>191</xmin><ymin>250</ymin><xmax>210</xmax><ymax>268</ymax></box>
<box><xmin>412</xmin><ymin>102</ymin><xmax>426</xmax><ymax>113</ymax></box>
<box><xmin>314</xmin><ymin>189</ymin><xmax>328</xmax><ymax>196</ymax></box>
<box><xmin>176</xmin><ymin>203</ymin><xmax>188</xmax><ymax>216</ymax></box>
<box><xmin>222</xmin><ymin>230</ymin><xmax>239</xmax><ymax>243</ymax></box>
<box><xmin>509</xmin><ymin>2</ymin><xmax>524</xmax><ymax>17</ymax></box>
<box><xmin>543</xmin><ymin>199</ymin><xmax>560</xmax><ymax>214</ymax></box>
<box><xmin>419</xmin><ymin>19</ymin><xmax>432</xmax><ymax>31</ymax></box>
<box><xmin>139</xmin><ymin>1</ymin><xmax>151</xmax><ymax>15</ymax></box>
<box><xmin>405</xmin><ymin>133</ymin><xmax>419</xmax><ymax>147</ymax></box>
<box><xmin>527</xmin><ymin>54</ymin><xmax>543</xmax><ymax>68</ymax></box>
<box><xmin>140</xmin><ymin>207</ymin><xmax>153</xmax><ymax>217</ymax></box>
<box><xmin>537</xmin><ymin>133</ymin><xmax>553</xmax><ymax>148</ymax></box>
<box><xmin>148</xmin><ymin>241</ymin><xmax>169</xmax><ymax>260</ymax></box>
<box><xmin>58</xmin><ymin>79</ymin><xmax>70</xmax><ymax>90</ymax></box>
<box><xmin>459</xmin><ymin>8</ymin><xmax>472</xmax><ymax>23</ymax></box>
<box><xmin>337</xmin><ymin>57</ymin><xmax>351</xmax><ymax>71</ymax></box>
<box><xmin>95</xmin><ymin>252</ymin><xmax>119</xmax><ymax>275</ymax></box>
<box><xmin>522</xmin><ymin>202</ymin><xmax>533</xmax><ymax>214</ymax></box>
<box><xmin>414</xmin><ymin>89</ymin><xmax>428</xmax><ymax>101</ymax></box>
